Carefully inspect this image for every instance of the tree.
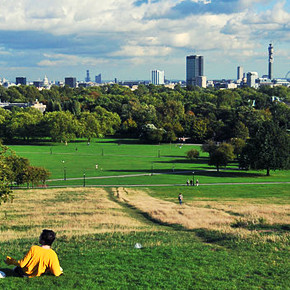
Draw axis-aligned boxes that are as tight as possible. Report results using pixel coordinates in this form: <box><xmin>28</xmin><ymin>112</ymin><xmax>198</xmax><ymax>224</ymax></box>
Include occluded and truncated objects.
<box><xmin>5</xmin><ymin>155</ymin><xmax>30</xmax><ymax>185</ymax></box>
<box><xmin>186</xmin><ymin>149</ymin><xmax>200</xmax><ymax>160</ymax></box>
<box><xmin>44</xmin><ymin>111</ymin><xmax>79</xmax><ymax>142</ymax></box>
<box><xmin>78</xmin><ymin>112</ymin><xmax>101</xmax><ymax>142</ymax></box>
<box><xmin>0</xmin><ymin>143</ymin><xmax>13</xmax><ymax>204</ymax></box>
<box><xmin>240</xmin><ymin>121</ymin><xmax>290</xmax><ymax>176</ymax></box>
<box><xmin>140</xmin><ymin>124</ymin><xmax>164</xmax><ymax>143</ymax></box>
<box><xmin>208</xmin><ymin>143</ymin><xmax>235</xmax><ymax>172</ymax></box>
<box><xmin>25</xmin><ymin>166</ymin><xmax>50</xmax><ymax>188</ymax></box>
<box><xmin>230</xmin><ymin>137</ymin><xmax>246</xmax><ymax>158</ymax></box>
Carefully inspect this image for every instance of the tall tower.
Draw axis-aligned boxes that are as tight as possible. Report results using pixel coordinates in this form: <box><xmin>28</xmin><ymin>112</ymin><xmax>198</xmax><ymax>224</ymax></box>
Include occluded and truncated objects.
<box><xmin>85</xmin><ymin>70</ymin><xmax>91</xmax><ymax>82</ymax></box>
<box><xmin>268</xmin><ymin>44</ymin><xmax>274</xmax><ymax>80</ymax></box>
<box><xmin>186</xmin><ymin>55</ymin><xmax>205</xmax><ymax>87</ymax></box>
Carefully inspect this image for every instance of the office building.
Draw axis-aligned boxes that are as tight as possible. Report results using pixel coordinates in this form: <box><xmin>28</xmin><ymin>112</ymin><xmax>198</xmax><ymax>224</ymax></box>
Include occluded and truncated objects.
<box><xmin>268</xmin><ymin>43</ymin><xmax>274</xmax><ymax>80</ymax></box>
<box><xmin>247</xmin><ymin>72</ymin><xmax>258</xmax><ymax>88</ymax></box>
<box><xmin>95</xmin><ymin>73</ymin><xmax>102</xmax><ymax>84</ymax></box>
<box><xmin>65</xmin><ymin>77</ymin><xmax>77</xmax><ymax>88</ymax></box>
<box><xmin>151</xmin><ymin>70</ymin><xmax>165</xmax><ymax>85</ymax></box>
<box><xmin>237</xmin><ymin>66</ymin><xmax>243</xmax><ymax>81</ymax></box>
<box><xmin>186</xmin><ymin>55</ymin><xmax>205</xmax><ymax>87</ymax></box>
<box><xmin>16</xmin><ymin>77</ymin><xmax>27</xmax><ymax>85</ymax></box>
<box><xmin>33</xmin><ymin>81</ymin><xmax>43</xmax><ymax>88</ymax></box>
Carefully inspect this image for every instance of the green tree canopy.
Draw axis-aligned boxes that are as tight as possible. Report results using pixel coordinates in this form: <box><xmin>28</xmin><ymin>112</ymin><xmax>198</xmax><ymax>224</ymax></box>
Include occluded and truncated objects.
<box><xmin>240</xmin><ymin>121</ymin><xmax>290</xmax><ymax>176</ymax></box>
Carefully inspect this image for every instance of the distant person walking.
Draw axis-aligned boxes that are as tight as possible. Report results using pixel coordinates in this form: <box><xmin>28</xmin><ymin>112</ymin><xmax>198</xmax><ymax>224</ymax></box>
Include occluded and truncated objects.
<box><xmin>190</xmin><ymin>180</ymin><xmax>193</xmax><ymax>186</ymax></box>
<box><xmin>196</xmin><ymin>179</ymin><xmax>199</xmax><ymax>186</ymax></box>
<box><xmin>178</xmin><ymin>193</ymin><xmax>183</xmax><ymax>205</ymax></box>
<box><xmin>186</xmin><ymin>179</ymin><xmax>189</xmax><ymax>186</ymax></box>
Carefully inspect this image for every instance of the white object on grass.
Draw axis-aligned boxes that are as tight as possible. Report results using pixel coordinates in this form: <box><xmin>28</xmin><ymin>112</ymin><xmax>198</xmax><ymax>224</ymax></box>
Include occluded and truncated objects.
<box><xmin>134</xmin><ymin>243</ymin><xmax>142</xmax><ymax>249</ymax></box>
<box><xmin>0</xmin><ymin>271</ymin><xmax>6</xmax><ymax>278</ymax></box>
<box><xmin>60</xmin><ymin>267</ymin><xmax>63</xmax><ymax>273</ymax></box>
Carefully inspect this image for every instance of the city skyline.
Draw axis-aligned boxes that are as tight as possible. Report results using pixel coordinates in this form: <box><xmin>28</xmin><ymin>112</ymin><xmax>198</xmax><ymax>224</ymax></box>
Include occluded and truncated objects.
<box><xmin>0</xmin><ymin>0</ymin><xmax>289</xmax><ymax>82</ymax></box>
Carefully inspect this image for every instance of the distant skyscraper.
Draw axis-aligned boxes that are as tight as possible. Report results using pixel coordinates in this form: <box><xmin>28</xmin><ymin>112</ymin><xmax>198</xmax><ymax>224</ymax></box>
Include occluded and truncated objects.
<box><xmin>151</xmin><ymin>70</ymin><xmax>165</xmax><ymax>85</ymax></box>
<box><xmin>268</xmin><ymin>43</ymin><xmax>274</xmax><ymax>80</ymax></box>
<box><xmin>237</xmin><ymin>66</ymin><xmax>243</xmax><ymax>81</ymax></box>
<box><xmin>247</xmin><ymin>72</ymin><xmax>258</xmax><ymax>87</ymax></box>
<box><xmin>16</xmin><ymin>77</ymin><xmax>26</xmax><ymax>85</ymax></box>
<box><xmin>85</xmin><ymin>70</ymin><xmax>91</xmax><ymax>82</ymax></box>
<box><xmin>95</xmin><ymin>73</ymin><xmax>102</xmax><ymax>84</ymax></box>
<box><xmin>186</xmin><ymin>55</ymin><xmax>205</xmax><ymax>87</ymax></box>
<box><xmin>65</xmin><ymin>77</ymin><xmax>77</xmax><ymax>88</ymax></box>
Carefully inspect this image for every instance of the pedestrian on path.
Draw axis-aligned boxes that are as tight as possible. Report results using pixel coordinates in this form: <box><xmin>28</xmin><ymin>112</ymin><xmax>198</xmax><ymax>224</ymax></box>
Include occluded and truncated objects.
<box><xmin>178</xmin><ymin>193</ymin><xmax>183</xmax><ymax>205</ymax></box>
<box><xmin>196</xmin><ymin>179</ymin><xmax>199</xmax><ymax>186</ymax></box>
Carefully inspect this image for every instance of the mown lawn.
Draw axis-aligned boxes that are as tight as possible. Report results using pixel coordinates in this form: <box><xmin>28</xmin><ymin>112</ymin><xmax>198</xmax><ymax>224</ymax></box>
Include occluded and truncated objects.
<box><xmin>8</xmin><ymin>138</ymin><xmax>290</xmax><ymax>187</ymax></box>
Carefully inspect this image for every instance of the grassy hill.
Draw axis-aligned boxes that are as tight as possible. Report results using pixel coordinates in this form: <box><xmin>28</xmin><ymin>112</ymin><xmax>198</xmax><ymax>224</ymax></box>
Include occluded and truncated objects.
<box><xmin>0</xmin><ymin>186</ymin><xmax>289</xmax><ymax>288</ymax></box>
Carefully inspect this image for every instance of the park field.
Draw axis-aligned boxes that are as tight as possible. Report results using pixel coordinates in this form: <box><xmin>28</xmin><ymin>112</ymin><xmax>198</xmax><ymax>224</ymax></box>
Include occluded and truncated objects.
<box><xmin>1</xmin><ymin>139</ymin><xmax>289</xmax><ymax>288</ymax></box>
<box><xmin>0</xmin><ymin>185</ymin><xmax>289</xmax><ymax>288</ymax></box>
<box><xmin>8</xmin><ymin>138</ymin><xmax>290</xmax><ymax>187</ymax></box>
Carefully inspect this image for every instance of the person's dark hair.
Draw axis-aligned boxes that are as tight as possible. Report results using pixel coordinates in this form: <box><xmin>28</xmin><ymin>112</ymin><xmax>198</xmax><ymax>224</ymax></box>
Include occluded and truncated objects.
<box><xmin>39</xmin><ymin>229</ymin><xmax>56</xmax><ymax>246</ymax></box>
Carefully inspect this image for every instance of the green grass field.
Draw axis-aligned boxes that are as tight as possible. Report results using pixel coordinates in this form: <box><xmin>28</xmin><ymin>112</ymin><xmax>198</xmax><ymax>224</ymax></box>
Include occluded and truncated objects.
<box><xmin>8</xmin><ymin>138</ymin><xmax>290</xmax><ymax>187</ymax></box>
<box><xmin>1</xmin><ymin>231</ymin><xmax>289</xmax><ymax>289</ymax></box>
<box><xmin>0</xmin><ymin>139</ymin><xmax>289</xmax><ymax>289</ymax></box>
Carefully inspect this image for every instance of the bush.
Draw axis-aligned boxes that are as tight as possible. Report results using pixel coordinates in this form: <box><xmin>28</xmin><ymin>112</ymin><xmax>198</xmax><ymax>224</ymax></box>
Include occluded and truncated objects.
<box><xmin>186</xmin><ymin>149</ymin><xmax>200</xmax><ymax>160</ymax></box>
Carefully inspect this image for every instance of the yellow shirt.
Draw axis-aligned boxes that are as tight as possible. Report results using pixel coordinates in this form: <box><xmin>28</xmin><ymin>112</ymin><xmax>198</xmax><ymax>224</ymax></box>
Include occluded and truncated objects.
<box><xmin>8</xmin><ymin>245</ymin><xmax>62</xmax><ymax>278</ymax></box>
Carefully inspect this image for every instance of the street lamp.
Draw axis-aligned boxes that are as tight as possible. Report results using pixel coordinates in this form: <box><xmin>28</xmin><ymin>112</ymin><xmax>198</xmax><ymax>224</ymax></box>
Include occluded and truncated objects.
<box><xmin>192</xmin><ymin>171</ymin><xmax>195</xmax><ymax>186</ymax></box>
<box><xmin>61</xmin><ymin>160</ymin><xmax>66</xmax><ymax>181</ymax></box>
<box><xmin>83</xmin><ymin>172</ymin><xmax>86</xmax><ymax>187</ymax></box>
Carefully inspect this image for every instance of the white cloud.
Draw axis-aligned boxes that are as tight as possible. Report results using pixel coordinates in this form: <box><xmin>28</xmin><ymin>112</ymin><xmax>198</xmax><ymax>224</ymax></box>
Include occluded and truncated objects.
<box><xmin>110</xmin><ymin>44</ymin><xmax>172</xmax><ymax>57</ymax></box>
<box><xmin>0</xmin><ymin>0</ymin><xmax>289</xmax><ymax>79</ymax></box>
<box><xmin>37</xmin><ymin>53</ymin><xmax>108</xmax><ymax>67</ymax></box>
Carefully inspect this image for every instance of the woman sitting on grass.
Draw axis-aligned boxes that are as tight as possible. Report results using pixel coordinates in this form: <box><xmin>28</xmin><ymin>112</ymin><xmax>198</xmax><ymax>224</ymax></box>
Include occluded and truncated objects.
<box><xmin>4</xmin><ymin>229</ymin><xmax>63</xmax><ymax>278</ymax></box>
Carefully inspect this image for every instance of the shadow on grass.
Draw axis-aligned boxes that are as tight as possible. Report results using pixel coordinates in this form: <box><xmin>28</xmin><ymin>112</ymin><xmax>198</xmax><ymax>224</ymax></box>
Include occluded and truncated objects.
<box><xmin>0</xmin><ymin>268</ymin><xmax>19</xmax><ymax>278</ymax></box>
<box><xmin>96</xmin><ymin>139</ymin><xmax>142</xmax><ymax>145</ymax></box>
<box><xmin>106</xmin><ymin>168</ymin><xmax>263</xmax><ymax>178</ymax></box>
<box><xmin>232</xmin><ymin>222</ymin><xmax>290</xmax><ymax>233</ymax></box>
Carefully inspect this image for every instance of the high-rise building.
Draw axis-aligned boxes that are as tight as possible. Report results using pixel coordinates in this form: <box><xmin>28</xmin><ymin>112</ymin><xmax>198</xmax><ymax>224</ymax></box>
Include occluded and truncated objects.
<box><xmin>16</xmin><ymin>77</ymin><xmax>26</xmax><ymax>85</ymax></box>
<box><xmin>237</xmin><ymin>66</ymin><xmax>243</xmax><ymax>81</ymax></box>
<box><xmin>85</xmin><ymin>70</ymin><xmax>91</xmax><ymax>82</ymax></box>
<box><xmin>65</xmin><ymin>77</ymin><xmax>77</xmax><ymax>88</ymax></box>
<box><xmin>247</xmin><ymin>72</ymin><xmax>258</xmax><ymax>87</ymax></box>
<box><xmin>95</xmin><ymin>74</ymin><xmax>102</xmax><ymax>84</ymax></box>
<box><xmin>268</xmin><ymin>43</ymin><xmax>274</xmax><ymax>80</ymax></box>
<box><xmin>186</xmin><ymin>55</ymin><xmax>205</xmax><ymax>87</ymax></box>
<box><xmin>151</xmin><ymin>70</ymin><xmax>165</xmax><ymax>85</ymax></box>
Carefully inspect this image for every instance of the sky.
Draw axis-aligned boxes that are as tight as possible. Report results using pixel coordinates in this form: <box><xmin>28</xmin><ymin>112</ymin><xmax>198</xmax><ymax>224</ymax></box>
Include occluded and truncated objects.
<box><xmin>0</xmin><ymin>0</ymin><xmax>289</xmax><ymax>82</ymax></box>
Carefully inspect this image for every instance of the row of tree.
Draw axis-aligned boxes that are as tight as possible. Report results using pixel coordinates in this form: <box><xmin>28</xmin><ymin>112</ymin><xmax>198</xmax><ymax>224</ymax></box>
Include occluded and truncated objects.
<box><xmin>0</xmin><ymin>84</ymin><xmax>289</xmax><ymax>144</ymax></box>
<box><xmin>0</xmin><ymin>142</ymin><xmax>50</xmax><ymax>203</ymax></box>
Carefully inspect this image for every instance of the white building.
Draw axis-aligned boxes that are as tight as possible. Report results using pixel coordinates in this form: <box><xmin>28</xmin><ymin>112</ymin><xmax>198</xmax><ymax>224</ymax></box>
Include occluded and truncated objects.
<box><xmin>151</xmin><ymin>70</ymin><xmax>165</xmax><ymax>85</ymax></box>
<box><xmin>246</xmin><ymin>72</ymin><xmax>258</xmax><ymax>88</ymax></box>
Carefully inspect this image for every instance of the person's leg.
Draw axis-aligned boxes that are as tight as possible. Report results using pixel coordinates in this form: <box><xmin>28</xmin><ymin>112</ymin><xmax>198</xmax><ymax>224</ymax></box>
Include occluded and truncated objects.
<box><xmin>13</xmin><ymin>266</ymin><xmax>27</xmax><ymax>277</ymax></box>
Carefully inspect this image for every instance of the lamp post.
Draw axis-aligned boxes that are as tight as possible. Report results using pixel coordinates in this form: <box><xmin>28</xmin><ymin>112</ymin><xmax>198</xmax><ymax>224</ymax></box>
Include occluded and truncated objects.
<box><xmin>83</xmin><ymin>172</ymin><xmax>86</xmax><ymax>187</ymax></box>
<box><xmin>192</xmin><ymin>171</ymin><xmax>195</xmax><ymax>186</ymax></box>
<box><xmin>61</xmin><ymin>160</ymin><xmax>66</xmax><ymax>181</ymax></box>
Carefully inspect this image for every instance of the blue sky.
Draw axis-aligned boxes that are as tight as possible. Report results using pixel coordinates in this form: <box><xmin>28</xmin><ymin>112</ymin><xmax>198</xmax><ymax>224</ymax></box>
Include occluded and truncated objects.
<box><xmin>0</xmin><ymin>0</ymin><xmax>289</xmax><ymax>82</ymax></box>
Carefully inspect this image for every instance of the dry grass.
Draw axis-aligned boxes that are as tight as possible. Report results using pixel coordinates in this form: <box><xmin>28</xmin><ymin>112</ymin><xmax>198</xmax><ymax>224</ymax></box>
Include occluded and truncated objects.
<box><xmin>113</xmin><ymin>188</ymin><xmax>290</xmax><ymax>241</ymax></box>
<box><xmin>0</xmin><ymin>188</ymin><xmax>152</xmax><ymax>242</ymax></box>
<box><xmin>1</xmin><ymin>187</ymin><xmax>289</xmax><ymax>243</ymax></box>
